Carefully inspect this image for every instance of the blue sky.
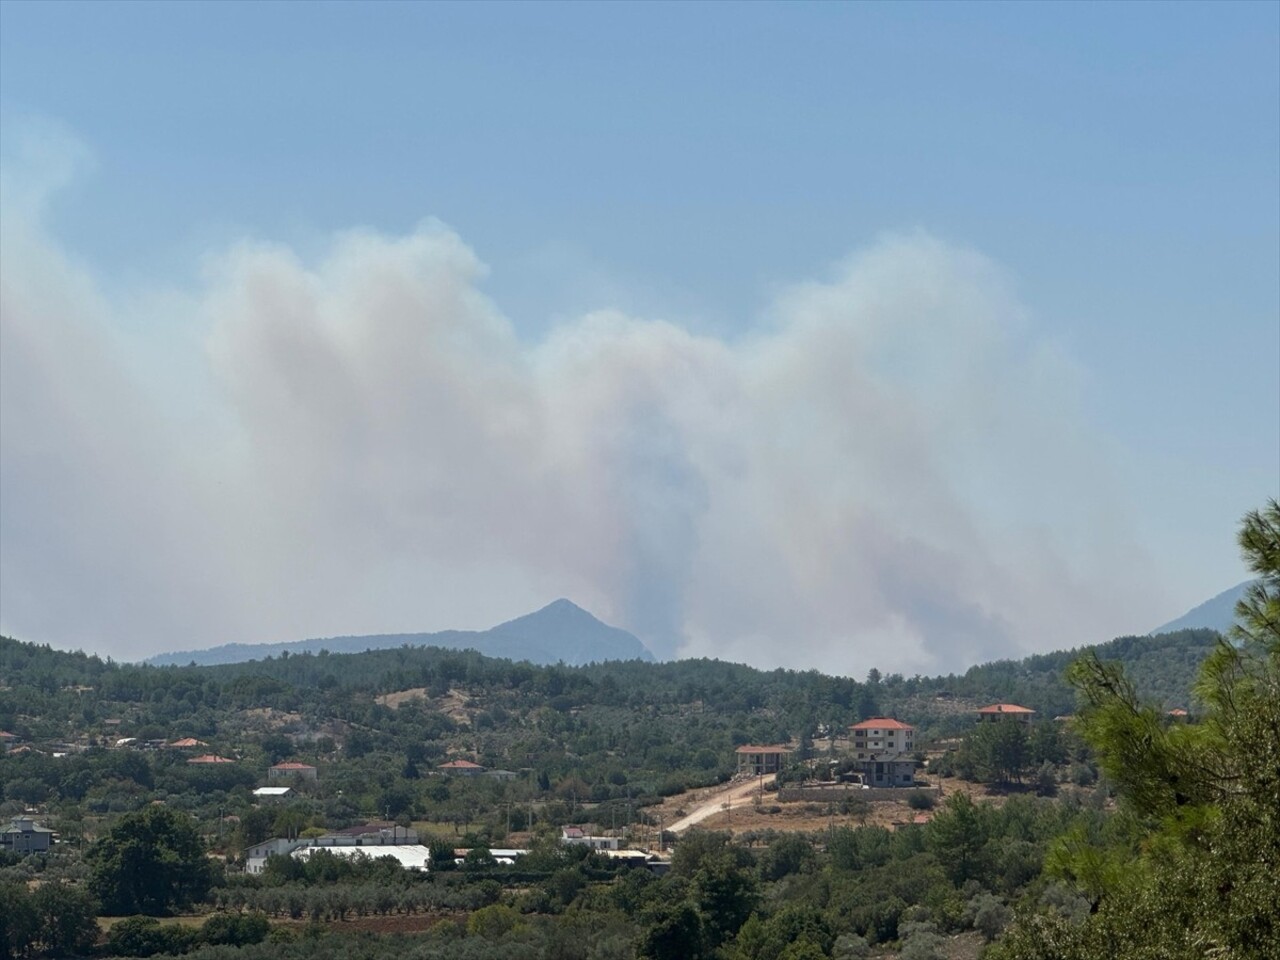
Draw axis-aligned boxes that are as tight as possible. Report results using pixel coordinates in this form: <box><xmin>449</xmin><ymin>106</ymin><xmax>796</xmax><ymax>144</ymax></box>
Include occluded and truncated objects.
<box><xmin>1</xmin><ymin>2</ymin><xmax>1276</xmax><ymax>672</ymax></box>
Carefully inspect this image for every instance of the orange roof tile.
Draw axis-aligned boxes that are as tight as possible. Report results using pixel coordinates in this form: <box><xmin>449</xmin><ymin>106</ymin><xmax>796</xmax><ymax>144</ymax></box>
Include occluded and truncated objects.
<box><xmin>850</xmin><ymin>718</ymin><xmax>915</xmax><ymax>731</ymax></box>
<box><xmin>977</xmin><ymin>704</ymin><xmax>1035</xmax><ymax>714</ymax></box>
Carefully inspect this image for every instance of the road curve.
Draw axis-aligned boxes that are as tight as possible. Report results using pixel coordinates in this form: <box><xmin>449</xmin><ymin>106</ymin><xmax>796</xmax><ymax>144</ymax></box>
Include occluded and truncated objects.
<box><xmin>667</xmin><ymin>774</ymin><xmax>777</xmax><ymax>833</ymax></box>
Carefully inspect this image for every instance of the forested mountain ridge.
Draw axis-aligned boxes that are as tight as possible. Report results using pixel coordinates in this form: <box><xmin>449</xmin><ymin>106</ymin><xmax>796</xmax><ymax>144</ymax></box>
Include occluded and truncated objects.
<box><xmin>3</xmin><ymin>626</ymin><xmax>1221</xmax><ymax>748</ymax></box>
<box><xmin>143</xmin><ymin>598</ymin><xmax>655</xmax><ymax>668</ymax></box>
<box><xmin>0</xmin><ymin>607</ymin><xmax>1257</xmax><ymax>960</ymax></box>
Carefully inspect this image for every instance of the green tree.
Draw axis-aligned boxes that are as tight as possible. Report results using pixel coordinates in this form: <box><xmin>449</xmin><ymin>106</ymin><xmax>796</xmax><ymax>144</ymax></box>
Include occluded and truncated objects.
<box><xmin>88</xmin><ymin>807</ymin><xmax>214</xmax><ymax>915</ymax></box>
<box><xmin>30</xmin><ymin>882</ymin><xmax>98</xmax><ymax>957</ymax></box>
<box><xmin>757</xmin><ymin>833</ymin><xmax>815</xmax><ymax>881</ymax></box>
<box><xmin>961</xmin><ymin>718</ymin><xmax>1029</xmax><ymax>784</ymax></box>
<box><xmin>691</xmin><ymin>852</ymin><xmax>759</xmax><ymax>947</ymax></box>
<box><xmin>104</xmin><ymin>916</ymin><xmax>195</xmax><ymax>958</ymax></box>
<box><xmin>991</xmin><ymin>500</ymin><xmax>1280</xmax><ymax>960</ymax></box>
<box><xmin>926</xmin><ymin>793</ymin><xmax>989</xmax><ymax>885</ymax></box>
<box><xmin>0</xmin><ymin>882</ymin><xmax>39</xmax><ymax>960</ymax></box>
<box><xmin>639</xmin><ymin>901</ymin><xmax>707</xmax><ymax>960</ymax></box>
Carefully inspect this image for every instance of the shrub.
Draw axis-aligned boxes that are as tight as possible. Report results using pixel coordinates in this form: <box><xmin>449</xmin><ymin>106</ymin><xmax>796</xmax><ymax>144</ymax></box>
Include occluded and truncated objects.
<box><xmin>105</xmin><ymin>916</ymin><xmax>198</xmax><ymax>957</ymax></box>
<box><xmin>832</xmin><ymin>932</ymin><xmax>871</xmax><ymax>959</ymax></box>
<box><xmin>906</xmin><ymin>791</ymin><xmax>936</xmax><ymax>811</ymax></box>
<box><xmin>200</xmin><ymin>911</ymin><xmax>270</xmax><ymax>947</ymax></box>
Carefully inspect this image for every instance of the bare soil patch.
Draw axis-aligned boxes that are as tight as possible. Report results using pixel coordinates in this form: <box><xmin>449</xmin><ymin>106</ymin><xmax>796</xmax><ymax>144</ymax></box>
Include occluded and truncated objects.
<box><xmin>374</xmin><ymin>688</ymin><xmax>474</xmax><ymax>726</ymax></box>
<box><xmin>655</xmin><ymin>773</ymin><xmax>1006</xmax><ymax>841</ymax></box>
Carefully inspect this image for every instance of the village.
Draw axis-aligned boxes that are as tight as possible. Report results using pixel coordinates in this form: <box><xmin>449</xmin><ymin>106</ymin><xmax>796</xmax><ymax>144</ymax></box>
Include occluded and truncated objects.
<box><xmin>4</xmin><ymin>701</ymin><xmax>1053</xmax><ymax>872</ymax></box>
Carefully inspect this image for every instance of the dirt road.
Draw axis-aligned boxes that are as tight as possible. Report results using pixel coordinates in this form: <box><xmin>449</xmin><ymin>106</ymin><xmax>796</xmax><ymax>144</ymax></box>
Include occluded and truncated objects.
<box><xmin>666</xmin><ymin>774</ymin><xmax>776</xmax><ymax>833</ymax></box>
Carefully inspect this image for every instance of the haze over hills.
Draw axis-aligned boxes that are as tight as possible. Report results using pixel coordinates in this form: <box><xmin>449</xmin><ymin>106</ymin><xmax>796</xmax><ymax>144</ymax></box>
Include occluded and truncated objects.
<box><xmin>1150</xmin><ymin>580</ymin><xmax>1253</xmax><ymax>636</ymax></box>
<box><xmin>144</xmin><ymin>599</ymin><xmax>655</xmax><ymax>668</ymax></box>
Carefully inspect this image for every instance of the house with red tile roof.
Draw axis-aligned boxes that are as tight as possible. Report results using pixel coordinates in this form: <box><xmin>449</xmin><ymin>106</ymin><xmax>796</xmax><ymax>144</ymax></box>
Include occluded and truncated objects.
<box><xmin>849</xmin><ymin>718</ymin><xmax>915</xmax><ymax>759</ymax></box>
<box><xmin>268</xmin><ymin>761</ymin><xmax>318</xmax><ymax>781</ymax></box>
<box><xmin>187</xmin><ymin>754</ymin><xmax>236</xmax><ymax>764</ymax></box>
<box><xmin>169</xmin><ymin>737</ymin><xmax>209</xmax><ymax>749</ymax></box>
<box><xmin>845</xmin><ymin>719</ymin><xmax>918</xmax><ymax>786</ymax></box>
<box><xmin>976</xmin><ymin>704</ymin><xmax>1036</xmax><ymax>723</ymax></box>
<box><xmin>438</xmin><ymin>759</ymin><xmax>485</xmax><ymax>776</ymax></box>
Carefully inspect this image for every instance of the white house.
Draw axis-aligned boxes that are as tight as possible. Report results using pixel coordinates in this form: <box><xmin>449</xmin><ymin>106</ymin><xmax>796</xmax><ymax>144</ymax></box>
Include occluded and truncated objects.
<box><xmin>561</xmin><ymin>826</ymin><xmax>621</xmax><ymax>850</ymax></box>
<box><xmin>849</xmin><ymin>718</ymin><xmax>915</xmax><ymax>759</ymax></box>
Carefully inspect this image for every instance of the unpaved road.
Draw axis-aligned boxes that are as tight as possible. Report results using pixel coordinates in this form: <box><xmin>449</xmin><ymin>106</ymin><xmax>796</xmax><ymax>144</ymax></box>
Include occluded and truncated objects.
<box><xmin>666</xmin><ymin>775</ymin><xmax>776</xmax><ymax>833</ymax></box>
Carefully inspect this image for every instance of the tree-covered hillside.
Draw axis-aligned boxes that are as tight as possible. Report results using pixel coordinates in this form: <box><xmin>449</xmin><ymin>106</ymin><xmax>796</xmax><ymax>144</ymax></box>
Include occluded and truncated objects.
<box><xmin>0</xmin><ymin>601</ymin><xmax>1240</xmax><ymax>960</ymax></box>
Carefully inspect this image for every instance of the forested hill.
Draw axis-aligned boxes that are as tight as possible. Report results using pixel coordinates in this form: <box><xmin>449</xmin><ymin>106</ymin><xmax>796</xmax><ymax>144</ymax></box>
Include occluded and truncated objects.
<box><xmin>2</xmin><ymin>627</ymin><xmax>1222</xmax><ymax>744</ymax></box>
<box><xmin>921</xmin><ymin>628</ymin><xmax>1222</xmax><ymax>719</ymax></box>
<box><xmin>143</xmin><ymin>599</ymin><xmax>654</xmax><ymax>668</ymax></box>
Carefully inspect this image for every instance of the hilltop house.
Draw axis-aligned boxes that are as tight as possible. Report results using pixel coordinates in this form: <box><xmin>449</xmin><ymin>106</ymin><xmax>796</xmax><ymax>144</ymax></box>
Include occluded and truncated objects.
<box><xmin>976</xmin><ymin>704</ymin><xmax>1036</xmax><ymax>724</ymax></box>
<box><xmin>2</xmin><ymin>818</ymin><xmax>54</xmax><ymax>855</ymax></box>
<box><xmin>187</xmin><ymin>754</ymin><xmax>236</xmax><ymax>764</ymax></box>
<box><xmin>849</xmin><ymin>718</ymin><xmax>915</xmax><ymax>759</ymax></box>
<box><xmin>846</xmin><ymin>718</ymin><xmax>917</xmax><ymax>787</ymax></box>
<box><xmin>268</xmin><ymin>761</ymin><xmax>317</xmax><ymax>781</ymax></box>
<box><xmin>735</xmin><ymin>745</ymin><xmax>793</xmax><ymax>776</ymax></box>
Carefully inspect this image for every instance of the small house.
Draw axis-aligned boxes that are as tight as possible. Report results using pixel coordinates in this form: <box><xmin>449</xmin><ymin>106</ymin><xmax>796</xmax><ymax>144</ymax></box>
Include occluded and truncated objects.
<box><xmin>734</xmin><ymin>745</ymin><xmax>793</xmax><ymax>776</ymax></box>
<box><xmin>268</xmin><ymin>761</ymin><xmax>318</xmax><ymax>781</ymax></box>
<box><xmin>849</xmin><ymin>718</ymin><xmax>915</xmax><ymax>759</ymax></box>
<box><xmin>848</xmin><ymin>754</ymin><xmax>917</xmax><ymax>788</ymax></box>
<box><xmin>1</xmin><ymin>818</ymin><xmax>54</xmax><ymax>855</ymax></box>
<box><xmin>437</xmin><ymin>759</ymin><xmax>485</xmax><ymax>776</ymax></box>
<box><xmin>976</xmin><ymin>704</ymin><xmax>1036</xmax><ymax>724</ymax></box>
<box><xmin>252</xmin><ymin>787</ymin><xmax>292</xmax><ymax>801</ymax></box>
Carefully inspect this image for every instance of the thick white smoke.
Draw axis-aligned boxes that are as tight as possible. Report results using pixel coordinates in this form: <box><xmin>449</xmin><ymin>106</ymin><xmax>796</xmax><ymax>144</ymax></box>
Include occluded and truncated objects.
<box><xmin>0</xmin><ymin>134</ymin><xmax>1163</xmax><ymax>674</ymax></box>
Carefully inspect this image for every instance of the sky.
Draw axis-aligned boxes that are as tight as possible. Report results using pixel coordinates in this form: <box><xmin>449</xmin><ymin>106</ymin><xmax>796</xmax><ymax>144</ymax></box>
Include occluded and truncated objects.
<box><xmin>1</xmin><ymin>1</ymin><xmax>1277</xmax><ymax>675</ymax></box>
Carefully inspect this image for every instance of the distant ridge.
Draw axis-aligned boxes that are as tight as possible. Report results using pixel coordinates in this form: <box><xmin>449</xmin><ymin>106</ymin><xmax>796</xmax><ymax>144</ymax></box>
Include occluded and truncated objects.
<box><xmin>1150</xmin><ymin>580</ymin><xmax>1254</xmax><ymax>637</ymax></box>
<box><xmin>144</xmin><ymin>599</ymin><xmax>655</xmax><ymax>667</ymax></box>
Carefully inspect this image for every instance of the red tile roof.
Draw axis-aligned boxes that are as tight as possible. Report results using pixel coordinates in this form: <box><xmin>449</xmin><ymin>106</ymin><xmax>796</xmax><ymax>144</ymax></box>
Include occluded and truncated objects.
<box><xmin>977</xmin><ymin>704</ymin><xmax>1035</xmax><ymax>714</ymax></box>
<box><xmin>438</xmin><ymin>760</ymin><xmax>484</xmax><ymax>769</ymax></box>
<box><xmin>187</xmin><ymin>754</ymin><xmax>235</xmax><ymax>764</ymax></box>
<box><xmin>850</xmin><ymin>718</ymin><xmax>914</xmax><ymax>731</ymax></box>
<box><xmin>270</xmin><ymin>761</ymin><xmax>316</xmax><ymax>770</ymax></box>
<box><xmin>0</xmin><ymin>731</ymin><xmax>18</xmax><ymax>739</ymax></box>
<box><xmin>169</xmin><ymin>737</ymin><xmax>208</xmax><ymax>748</ymax></box>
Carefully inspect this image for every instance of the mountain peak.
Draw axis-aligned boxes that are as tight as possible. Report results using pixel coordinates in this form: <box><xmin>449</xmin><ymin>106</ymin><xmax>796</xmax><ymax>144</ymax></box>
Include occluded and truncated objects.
<box><xmin>145</xmin><ymin>599</ymin><xmax>654</xmax><ymax>668</ymax></box>
<box><xmin>488</xmin><ymin>600</ymin><xmax>653</xmax><ymax>663</ymax></box>
<box><xmin>1150</xmin><ymin>580</ymin><xmax>1254</xmax><ymax>636</ymax></box>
